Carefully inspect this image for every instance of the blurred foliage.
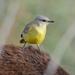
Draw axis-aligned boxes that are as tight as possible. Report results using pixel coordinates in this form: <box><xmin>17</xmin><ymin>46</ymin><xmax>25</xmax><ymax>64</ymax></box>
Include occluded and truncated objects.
<box><xmin>0</xmin><ymin>0</ymin><xmax>75</xmax><ymax>75</ymax></box>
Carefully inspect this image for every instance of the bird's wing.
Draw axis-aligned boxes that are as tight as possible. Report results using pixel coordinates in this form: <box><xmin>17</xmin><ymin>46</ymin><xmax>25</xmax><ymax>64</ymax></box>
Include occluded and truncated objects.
<box><xmin>21</xmin><ymin>21</ymin><xmax>35</xmax><ymax>38</ymax></box>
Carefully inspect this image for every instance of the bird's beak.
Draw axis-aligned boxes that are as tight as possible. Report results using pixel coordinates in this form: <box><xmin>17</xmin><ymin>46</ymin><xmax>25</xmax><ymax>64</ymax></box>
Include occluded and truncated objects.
<box><xmin>48</xmin><ymin>20</ymin><xmax>54</xmax><ymax>23</ymax></box>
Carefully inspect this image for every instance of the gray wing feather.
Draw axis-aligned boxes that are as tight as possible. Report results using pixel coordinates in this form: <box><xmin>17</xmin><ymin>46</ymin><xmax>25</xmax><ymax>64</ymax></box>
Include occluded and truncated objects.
<box><xmin>23</xmin><ymin>24</ymin><xmax>31</xmax><ymax>33</ymax></box>
<box><xmin>23</xmin><ymin>21</ymin><xmax>34</xmax><ymax>33</ymax></box>
<box><xmin>21</xmin><ymin>21</ymin><xmax>34</xmax><ymax>38</ymax></box>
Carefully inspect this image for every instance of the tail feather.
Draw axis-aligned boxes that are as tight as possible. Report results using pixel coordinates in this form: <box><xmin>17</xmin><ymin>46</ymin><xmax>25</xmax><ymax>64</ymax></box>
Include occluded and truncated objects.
<box><xmin>21</xmin><ymin>34</ymin><xmax>23</xmax><ymax>38</ymax></box>
<box><xmin>20</xmin><ymin>39</ymin><xmax>25</xmax><ymax>43</ymax></box>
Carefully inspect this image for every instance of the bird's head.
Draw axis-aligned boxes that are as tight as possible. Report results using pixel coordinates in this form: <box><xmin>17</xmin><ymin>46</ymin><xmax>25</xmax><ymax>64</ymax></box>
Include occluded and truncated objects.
<box><xmin>35</xmin><ymin>15</ymin><xmax>54</xmax><ymax>26</ymax></box>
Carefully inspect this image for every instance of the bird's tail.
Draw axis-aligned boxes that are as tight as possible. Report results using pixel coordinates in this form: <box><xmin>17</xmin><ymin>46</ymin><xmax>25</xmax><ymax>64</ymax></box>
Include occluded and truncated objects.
<box><xmin>20</xmin><ymin>39</ymin><xmax>25</xmax><ymax>43</ymax></box>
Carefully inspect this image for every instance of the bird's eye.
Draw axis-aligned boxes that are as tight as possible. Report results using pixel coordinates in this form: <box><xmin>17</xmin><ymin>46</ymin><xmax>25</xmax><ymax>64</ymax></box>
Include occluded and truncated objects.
<box><xmin>41</xmin><ymin>19</ymin><xmax>46</xmax><ymax>22</ymax></box>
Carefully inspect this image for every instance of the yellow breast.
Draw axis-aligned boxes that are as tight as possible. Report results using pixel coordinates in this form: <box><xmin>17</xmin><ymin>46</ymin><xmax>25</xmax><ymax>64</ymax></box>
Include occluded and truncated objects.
<box><xmin>24</xmin><ymin>25</ymin><xmax>47</xmax><ymax>44</ymax></box>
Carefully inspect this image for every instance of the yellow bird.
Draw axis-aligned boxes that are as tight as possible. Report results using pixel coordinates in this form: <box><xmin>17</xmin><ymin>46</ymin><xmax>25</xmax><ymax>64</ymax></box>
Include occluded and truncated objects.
<box><xmin>20</xmin><ymin>15</ymin><xmax>54</xmax><ymax>49</ymax></box>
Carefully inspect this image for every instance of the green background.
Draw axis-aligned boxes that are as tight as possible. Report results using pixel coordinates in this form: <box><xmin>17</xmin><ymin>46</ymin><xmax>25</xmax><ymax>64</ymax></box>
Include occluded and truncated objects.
<box><xmin>0</xmin><ymin>0</ymin><xmax>75</xmax><ymax>75</ymax></box>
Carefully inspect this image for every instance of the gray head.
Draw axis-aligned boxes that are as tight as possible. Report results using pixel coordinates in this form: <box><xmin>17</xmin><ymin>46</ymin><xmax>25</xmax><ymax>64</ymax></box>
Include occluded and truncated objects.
<box><xmin>35</xmin><ymin>15</ymin><xmax>54</xmax><ymax>25</ymax></box>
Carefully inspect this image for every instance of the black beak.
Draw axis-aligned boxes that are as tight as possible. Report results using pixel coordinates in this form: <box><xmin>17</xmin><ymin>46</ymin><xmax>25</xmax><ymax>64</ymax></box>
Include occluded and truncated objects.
<box><xmin>48</xmin><ymin>20</ymin><xmax>54</xmax><ymax>23</ymax></box>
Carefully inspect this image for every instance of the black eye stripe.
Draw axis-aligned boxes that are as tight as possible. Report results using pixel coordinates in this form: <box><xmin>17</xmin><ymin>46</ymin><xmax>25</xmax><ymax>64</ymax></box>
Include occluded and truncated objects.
<box><xmin>42</xmin><ymin>20</ymin><xmax>46</xmax><ymax>22</ymax></box>
<box><xmin>40</xmin><ymin>19</ymin><xmax>47</xmax><ymax>22</ymax></box>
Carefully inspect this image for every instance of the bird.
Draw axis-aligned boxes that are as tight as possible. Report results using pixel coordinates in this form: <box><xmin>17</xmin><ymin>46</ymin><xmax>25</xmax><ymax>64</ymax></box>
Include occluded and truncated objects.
<box><xmin>20</xmin><ymin>15</ymin><xmax>54</xmax><ymax>50</ymax></box>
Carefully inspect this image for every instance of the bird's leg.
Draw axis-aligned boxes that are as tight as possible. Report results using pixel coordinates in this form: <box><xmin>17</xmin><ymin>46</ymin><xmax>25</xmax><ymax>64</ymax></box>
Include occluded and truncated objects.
<box><xmin>37</xmin><ymin>44</ymin><xmax>40</xmax><ymax>50</ymax></box>
<box><xmin>22</xmin><ymin>41</ymin><xmax>26</xmax><ymax>49</ymax></box>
